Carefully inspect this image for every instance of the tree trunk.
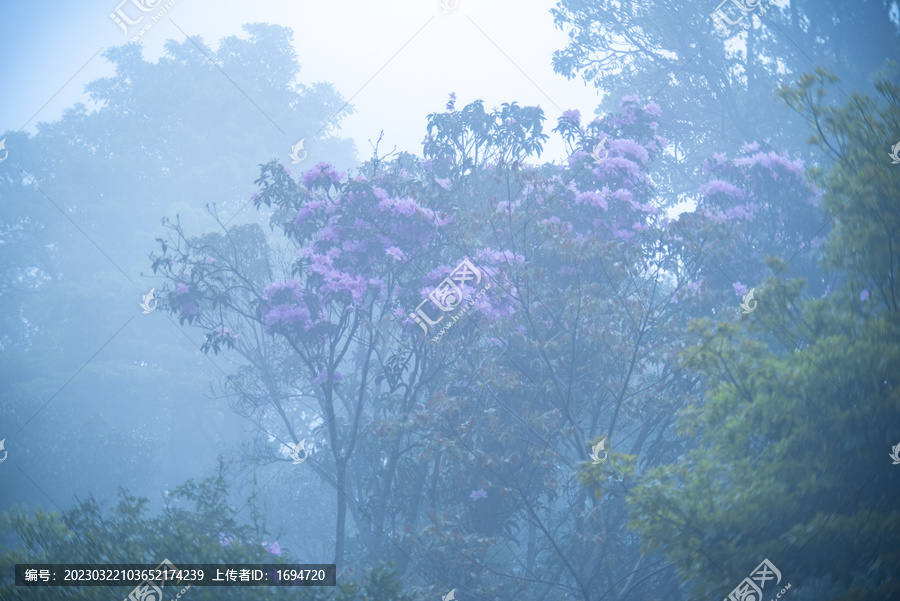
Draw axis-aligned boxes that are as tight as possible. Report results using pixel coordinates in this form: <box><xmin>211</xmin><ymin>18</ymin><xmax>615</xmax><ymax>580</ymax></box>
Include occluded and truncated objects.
<box><xmin>334</xmin><ymin>456</ymin><xmax>347</xmax><ymax>566</ymax></box>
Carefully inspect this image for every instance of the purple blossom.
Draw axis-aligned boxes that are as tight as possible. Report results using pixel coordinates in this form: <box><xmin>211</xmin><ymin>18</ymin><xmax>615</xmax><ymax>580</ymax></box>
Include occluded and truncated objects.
<box><xmin>562</xmin><ymin>109</ymin><xmax>581</xmax><ymax>123</ymax></box>
<box><xmin>261</xmin><ymin>541</ymin><xmax>282</xmax><ymax>556</ymax></box>
<box><xmin>575</xmin><ymin>190</ymin><xmax>608</xmax><ymax>210</ymax></box>
<box><xmin>612</xmin><ymin>188</ymin><xmax>635</xmax><ymax>205</ymax></box>
<box><xmin>700</xmin><ymin>179</ymin><xmax>744</xmax><ymax>199</ymax></box>
<box><xmin>378</xmin><ymin>196</ymin><xmax>420</xmax><ymax>217</ymax></box>
<box><xmin>733</xmin><ymin>282</ymin><xmax>748</xmax><ymax>296</ymax></box>
<box><xmin>204</xmin><ymin>256</ymin><xmax>215</xmax><ymax>264</ymax></box>
<box><xmin>435</xmin><ymin>178</ymin><xmax>452</xmax><ymax>191</ymax></box>
<box><xmin>386</xmin><ymin>246</ymin><xmax>406</xmax><ymax>261</ymax></box>
<box><xmin>567</xmin><ymin>149</ymin><xmax>589</xmax><ymax>168</ymax></box>
<box><xmin>860</xmin><ymin>289</ymin><xmax>869</xmax><ymax>301</ymax></box>
<box><xmin>302</xmin><ymin>162</ymin><xmax>345</xmax><ymax>188</ymax></box>
<box><xmin>609</xmin><ymin>138</ymin><xmax>650</xmax><ymax>163</ymax></box>
<box><xmin>469</xmin><ymin>489</ymin><xmax>487</xmax><ymax>501</ymax></box>
<box><xmin>314</xmin><ymin>369</ymin><xmax>343</xmax><ymax>385</ymax></box>
<box><xmin>309</xmin><ymin>254</ymin><xmax>335</xmax><ymax>276</ymax></box>
<box><xmin>643</xmin><ymin>102</ymin><xmax>662</xmax><ymax>117</ymax></box>
<box><xmin>175</xmin><ymin>283</ymin><xmax>189</xmax><ymax>295</ymax></box>
<box><xmin>700</xmin><ymin>207</ymin><xmax>728</xmax><ymax>224</ymax></box>
<box><xmin>733</xmin><ymin>151</ymin><xmax>804</xmax><ymax>177</ymax></box>
<box><xmin>597</xmin><ymin>156</ymin><xmax>641</xmax><ymax>179</ymax></box>
<box><xmin>264</xmin><ymin>304</ymin><xmax>311</xmax><ymax>331</ymax></box>
<box><xmin>215</xmin><ymin>325</ymin><xmax>237</xmax><ymax>341</ymax></box>
<box><xmin>318</xmin><ymin>225</ymin><xmax>340</xmax><ymax>242</ymax></box>
<box><xmin>725</xmin><ymin>204</ymin><xmax>757</xmax><ymax>221</ymax></box>
<box><xmin>293</xmin><ymin>206</ymin><xmax>315</xmax><ymax>225</ymax></box>
<box><xmin>264</xmin><ymin>279</ymin><xmax>304</xmax><ymax>301</ymax></box>
<box><xmin>371</xmin><ymin>187</ymin><xmax>389</xmax><ymax>202</ymax></box>
<box><xmin>611</xmin><ymin>226</ymin><xmax>634</xmax><ymax>241</ymax></box>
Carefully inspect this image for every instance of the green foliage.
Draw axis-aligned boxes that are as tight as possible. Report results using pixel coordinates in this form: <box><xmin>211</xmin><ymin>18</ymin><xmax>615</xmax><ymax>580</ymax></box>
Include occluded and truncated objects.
<box><xmin>424</xmin><ymin>96</ymin><xmax>549</xmax><ymax>179</ymax></box>
<box><xmin>780</xmin><ymin>68</ymin><xmax>900</xmax><ymax>311</ymax></box>
<box><xmin>629</xmin><ymin>76</ymin><xmax>900</xmax><ymax>600</ymax></box>
<box><xmin>0</xmin><ymin>472</ymin><xmax>416</xmax><ymax>601</ymax></box>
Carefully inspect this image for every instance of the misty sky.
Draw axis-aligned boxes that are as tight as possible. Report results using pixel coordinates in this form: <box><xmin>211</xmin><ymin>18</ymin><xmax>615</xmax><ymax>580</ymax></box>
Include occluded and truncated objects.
<box><xmin>0</xmin><ymin>0</ymin><xmax>603</xmax><ymax>163</ymax></box>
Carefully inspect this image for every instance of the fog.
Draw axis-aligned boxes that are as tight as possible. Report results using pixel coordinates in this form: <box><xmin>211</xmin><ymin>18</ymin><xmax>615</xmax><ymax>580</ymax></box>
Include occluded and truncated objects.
<box><xmin>1</xmin><ymin>1</ymin><xmax>899</xmax><ymax>600</ymax></box>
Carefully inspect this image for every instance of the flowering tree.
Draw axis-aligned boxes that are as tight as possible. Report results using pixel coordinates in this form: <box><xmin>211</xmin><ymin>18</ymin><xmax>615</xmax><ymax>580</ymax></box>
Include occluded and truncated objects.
<box><xmin>398</xmin><ymin>95</ymin><xmax>697</xmax><ymax>600</ymax></box>
<box><xmin>678</xmin><ymin>142</ymin><xmax>824</xmax><ymax>301</ymax></box>
<box><xmin>399</xmin><ymin>95</ymin><xmax>822</xmax><ymax>599</ymax></box>
<box><xmin>150</xmin><ymin>92</ymin><xmax>823</xmax><ymax>599</ymax></box>
<box><xmin>152</xmin><ymin>153</ymin><xmax>456</xmax><ymax>566</ymax></box>
<box><xmin>629</xmin><ymin>75</ymin><xmax>900</xmax><ymax>600</ymax></box>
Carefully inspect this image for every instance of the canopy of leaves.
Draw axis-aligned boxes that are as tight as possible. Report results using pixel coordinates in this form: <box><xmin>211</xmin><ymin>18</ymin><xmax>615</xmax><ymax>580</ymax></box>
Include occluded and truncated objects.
<box><xmin>628</xmin><ymin>75</ymin><xmax>900</xmax><ymax>601</ymax></box>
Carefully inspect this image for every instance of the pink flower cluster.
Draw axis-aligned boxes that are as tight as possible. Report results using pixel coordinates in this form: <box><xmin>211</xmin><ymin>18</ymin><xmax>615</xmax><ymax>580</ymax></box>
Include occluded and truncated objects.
<box><xmin>313</xmin><ymin>370</ymin><xmax>343</xmax><ymax>385</ymax></box>
<box><xmin>302</xmin><ymin>162</ymin><xmax>345</xmax><ymax>189</ymax></box>
<box><xmin>562</xmin><ymin>109</ymin><xmax>581</xmax><ymax>123</ymax></box>
<box><xmin>214</xmin><ymin>325</ymin><xmax>237</xmax><ymax>341</ymax></box>
<box><xmin>261</xmin><ymin>541</ymin><xmax>282</xmax><ymax>556</ymax></box>
<box><xmin>293</xmin><ymin>200</ymin><xmax>324</xmax><ymax>225</ymax></box>
<box><xmin>264</xmin><ymin>304</ymin><xmax>311</xmax><ymax>331</ymax></box>
<box><xmin>609</xmin><ymin>138</ymin><xmax>649</xmax><ymax>164</ymax></box>
<box><xmin>469</xmin><ymin>489</ymin><xmax>488</xmax><ymax>501</ymax></box>
<box><xmin>264</xmin><ymin>279</ymin><xmax>303</xmax><ymax>301</ymax></box>
<box><xmin>263</xmin><ymin>279</ymin><xmax>312</xmax><ymax>331</ymax></box>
